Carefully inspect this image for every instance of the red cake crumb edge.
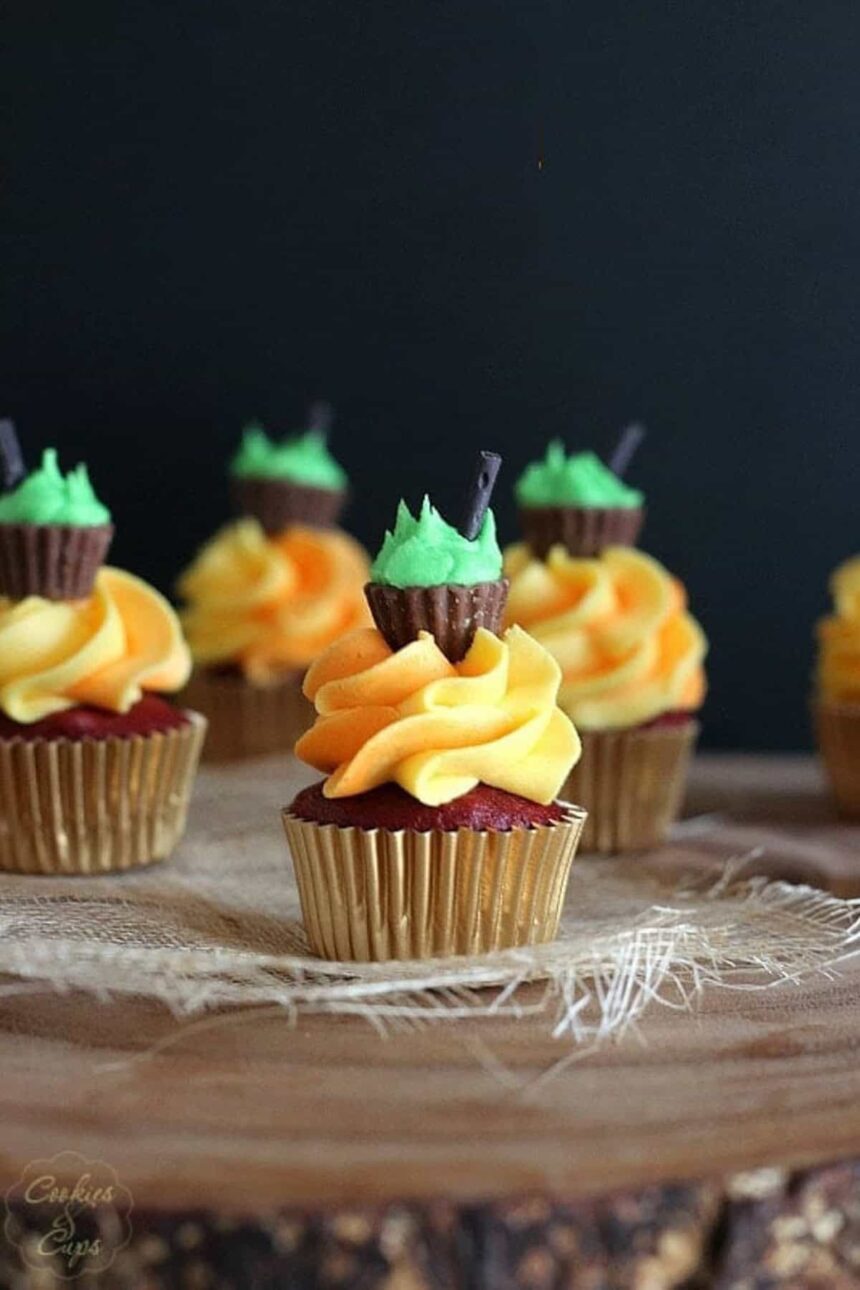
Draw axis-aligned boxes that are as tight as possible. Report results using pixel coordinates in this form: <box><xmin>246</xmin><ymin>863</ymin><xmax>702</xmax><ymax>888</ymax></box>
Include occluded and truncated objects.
<box><xmin>0</xmin><ymin>695</ymin><xmax>191</xmax><ymax>743</ymax></box>
<box><xmin>288</xmin><ymin>781</ymin><xmax>570</xmax><ymax>833</ymax></box>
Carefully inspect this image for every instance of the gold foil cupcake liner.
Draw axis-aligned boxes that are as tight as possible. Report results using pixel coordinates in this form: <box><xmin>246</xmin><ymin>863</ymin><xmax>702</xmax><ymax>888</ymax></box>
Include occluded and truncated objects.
<box><xmin>231</xmin><ymin>478</ymin><xmax>345</xmax><ymax>534</ymax></box>
<box><xmin>282</xmin><ymin>804</ymin><xmax>587</xmax><ymax>962</ymax></box>
<box><xmin>0</xmin><ymin>712</ymin><xmax>206</xmax><ymax>875</ymax></box>
<box><xmin>364</xmin><ymin>579</ymin><xmax>509</xmax><ymax>662</ymax></box>
<box><xmin>519</xmin><ymin>505</ymin><xmax>644</xmax><ymax>559</ymax></box>
<box><xmin>0</xmin><ymin>522</ymin><xmax>114</xmax><ymax>600</ymax></box>
<box><xmin>563</xmin><ymin>722</ymin><xmax>699</xmax><ymax>854</ymax></box>
<box><xmin>181</xmin><ymin>669</ymin><xmax>313</xmax><ymax>761</ymax></box>
<box><xmin>813</xmin><ymin>699</ymin><xmax>860</xmax><ymax>818</ymax></box>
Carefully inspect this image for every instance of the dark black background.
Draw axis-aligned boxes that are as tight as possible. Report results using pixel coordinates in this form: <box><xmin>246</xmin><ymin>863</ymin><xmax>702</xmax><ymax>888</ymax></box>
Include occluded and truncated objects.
<box><xmin>2</xmin><ymin>1</ymin><xmax>858</xmax><ymax>749</ymax></box>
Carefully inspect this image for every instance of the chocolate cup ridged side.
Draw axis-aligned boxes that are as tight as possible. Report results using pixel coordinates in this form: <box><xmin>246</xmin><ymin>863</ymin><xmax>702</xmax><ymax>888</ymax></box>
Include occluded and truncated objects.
<box><xmin>519</xmin><ymin>506</ymin><xmax>644</xmax><ymax>559</ymax></box>
<box><xmin>0</xmin><ymin>523</ymin><xmax>114</xmax><ymax>601</ymax></box>
<box><xmin>231</xmin><ymin>478</ymin><xmax>346</xmax><ymax>534</ymax></box>
<box><xmin>365</xmin><ymin>579</ymin><xmax>509</xmax><ymax>663</ymax></box>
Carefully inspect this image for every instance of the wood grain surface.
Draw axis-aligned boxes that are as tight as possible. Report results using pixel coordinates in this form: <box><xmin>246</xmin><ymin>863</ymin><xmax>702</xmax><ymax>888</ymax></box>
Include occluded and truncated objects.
<box><xmin>0</xmin><ymin>754</ymin><xmax>858</xmax><ymax>1217</ymax></box>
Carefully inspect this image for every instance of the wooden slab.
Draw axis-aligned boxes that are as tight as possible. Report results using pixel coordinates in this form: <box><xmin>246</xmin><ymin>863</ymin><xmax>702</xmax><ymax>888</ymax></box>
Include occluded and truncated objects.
<box><xmin>0</xmin><ymin>753</ymin><xmax>859</xmax><ymax>1214</ymax></box>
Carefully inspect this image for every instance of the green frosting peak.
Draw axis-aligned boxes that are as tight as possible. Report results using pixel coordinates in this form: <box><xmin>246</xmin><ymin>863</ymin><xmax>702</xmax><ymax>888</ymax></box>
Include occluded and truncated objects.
<box><xmin>230</xmin><ymin>422</ymin><xmax>347</xmax><ymax>489</ymax></box>
<box><xmin>370</xmin><ymin>497</ymin><xmax>502</xmax><ymax>588</ymax></box>
<box><xmin>516</xmin><ymin>441</ymin><xmax>643</xmax><ymax>508</ymax></box>
<box><xmin>0</xmin><ymin>449</ymin><xmax>111</xmax><ymax>526</ymax></box>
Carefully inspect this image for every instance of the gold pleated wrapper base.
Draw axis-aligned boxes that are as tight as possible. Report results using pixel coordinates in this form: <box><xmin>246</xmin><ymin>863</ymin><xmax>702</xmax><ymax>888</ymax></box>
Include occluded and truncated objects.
<box><xmin>0</xmin><ymin>712</ymin><xmax>206</xmax><ymax>875</ymax></box>
<box><xmin>562</xmin><ymin>722</ymin><xmax>699</xmax><ymax>854</ymax></box>
<box><xmin>180</xmin><ymin>669</ymin><xmax>313</xmax><ymax>762</ymax></box>
<box><xmin>282</xmin><ymin>804</ymin><xmax>587</xmax><ymax>962</ymax></box>
<box><xmin>813</xmin><ymin>699</ymin><xmax>860</xmax><ymax>818</ymax></box>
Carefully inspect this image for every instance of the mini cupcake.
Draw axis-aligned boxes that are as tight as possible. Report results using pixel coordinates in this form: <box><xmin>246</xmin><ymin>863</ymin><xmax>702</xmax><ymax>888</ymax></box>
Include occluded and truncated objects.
<box><xmin>178</xmin><ymin>416</ymin><xmax>369</xmax><ymax>760</ymax></box>
<box><xmin>504</xmin><ymin>539</ymin><xmax>707</xmax><ymax>854</ymax></box>
<box><xmin>282</xmin><ymin>455</ymin><xmax>587</xmax><ymax>962</ymax></box>
<box><xmin>0</xmin><ymin>437</ymin><xmax>205</xmax><ymax>874</ymax></box>
<box><xmin>814</xmin><ymin>555</ymin><xmax>860</xmax><ymax>816</ymax></box>
<box><xmin>517</xmin><ymin>439</ymin><xmax>644</xmax><ymax>558</ymax></box>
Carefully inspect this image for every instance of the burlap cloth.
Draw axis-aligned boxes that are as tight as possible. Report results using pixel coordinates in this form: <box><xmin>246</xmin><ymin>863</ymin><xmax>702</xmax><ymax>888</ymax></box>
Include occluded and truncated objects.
<box><xmin>0</xmin><ymin>755</ymin><xmax>857</xmax><ymax>1045</ymax></box>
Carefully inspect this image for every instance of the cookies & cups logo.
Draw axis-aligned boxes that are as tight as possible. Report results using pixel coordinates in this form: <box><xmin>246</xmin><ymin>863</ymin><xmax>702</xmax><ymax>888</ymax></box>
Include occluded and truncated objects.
<box><xmin>4</xmin><ymin>1151</ymin><xmax>133</xmax><ymax>1278</ymax></box>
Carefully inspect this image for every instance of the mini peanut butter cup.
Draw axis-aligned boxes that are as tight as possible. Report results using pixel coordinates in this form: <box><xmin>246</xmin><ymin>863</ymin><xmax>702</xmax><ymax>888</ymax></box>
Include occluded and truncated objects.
<box><xmin>0</xmin><ymin>521</ymin><xmax>114</xmax><ymax>601</ymax></box>
<box><xmin>520</xmin><ymin>504</ymin><xmax>644</xmax><ymax>559</ymax></box>
<box><xmin>232</xmin><ymin>477</ymin><xmax>345</xmax><ymax>534</ymax></box>
<box><xmin>365</xmin><ymin>578</ymin><xmax>509</xmax><ymax>663</ymax></box>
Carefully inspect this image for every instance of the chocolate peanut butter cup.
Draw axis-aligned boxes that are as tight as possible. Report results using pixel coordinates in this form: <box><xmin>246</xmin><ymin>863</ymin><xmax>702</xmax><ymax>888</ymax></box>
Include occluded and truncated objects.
<box><xmin>365</xmin><ymin>577</ymin><xmax>509</xmax><ymax>663</ymax></box>
<box><xmin>0</xmin><ymin>521</ymin><xmax>113</xmax><ymax>600</ymax></box>
<box><xmin>232</xmin><ymin>476</ymin><xmax>345</xmax><ymax>534</ymax></box>
<box><xmin>520</xmin><ymin>503</ymin><xmax>644</xmax><ymax>559</ymax></box>
<box><xmin>0</xmin><ymin>430</ymin><xmax>114</xmax><ymax>600</ymax></box>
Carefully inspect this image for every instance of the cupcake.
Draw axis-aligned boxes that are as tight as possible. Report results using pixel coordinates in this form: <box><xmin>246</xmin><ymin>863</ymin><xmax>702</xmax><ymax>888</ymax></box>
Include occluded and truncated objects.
<box><xmin>282</xmin><ymin>455</ymin><xmax>587</xmax><ymax>962</ymax></box>
<box><xmin>0</xmin><ymin>439</ymin><xmax>205</xmax><ymax>874</ymax></box>
<box><xmin>505</xmin><ymin>474</ymin><xmax>707</xmax><ymax>852</ymax></box>
<box><xmin>178</xmin><ymin>418</ymin><xmax>370</xmax><ymax>760</ymax></box>
<box><xmin>814</xmin><ymin>555</ymin><xmax>860</xmax><ymax>816</ymax></box>
<box><xmin>517</xmin><ymin>439</ymin><xmax>644</xmax><ymax>558</ymax></box>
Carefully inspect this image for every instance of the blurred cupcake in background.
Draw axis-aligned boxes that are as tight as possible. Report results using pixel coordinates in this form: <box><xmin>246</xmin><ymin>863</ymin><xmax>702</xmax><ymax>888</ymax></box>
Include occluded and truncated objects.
<box><xmin>504</xmin><ymin>432</ymin><xmax>707</xmax><ymax>854</ymax></box>
<box><xmin>283</xmin><ymin>453</ymin><xmax>587</xmax><ymax>962</ymax></box>
<box><xmin>178</xmin><ymin>406</ymin><xmax>370</xmax><ymax>760</ymax></box>
<box><xmin>814</xmin><ymin>555</ymin><xmax>860</xmax><ymax>816</ymax></box>
<box><xmin>0</xmin><ymin>426</ymin><xmax>204</xmax><ymax>874</ymax></box>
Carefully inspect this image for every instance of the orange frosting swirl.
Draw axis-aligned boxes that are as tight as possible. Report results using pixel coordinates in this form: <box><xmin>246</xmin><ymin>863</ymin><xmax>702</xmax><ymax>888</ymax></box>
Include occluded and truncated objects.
<box><xmin>0</xmin><ymin>567</ymin><xmax>191</xmax><ymax>723</ymax></box>
<box><xmin>296</xmin><ymin>625</ymin><xmax>581</xmax><ymax>806</ymax></box>
<box><xmin>817</xmin><ymin>555</ymin><xmax>860</xmax><ymax>703</ymax></box>
<box><xmin>503</xmin><ymin>544</ymin><xmax>707</xmax><ymax>730</ymax></box>
<box><xmin>178</xmin><ymin>520</ymin><xmax>371</xmax><ymax>683</ymax></box>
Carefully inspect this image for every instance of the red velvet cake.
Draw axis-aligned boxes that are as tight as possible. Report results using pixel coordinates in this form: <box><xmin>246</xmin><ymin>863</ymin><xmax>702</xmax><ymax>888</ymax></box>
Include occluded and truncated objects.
<box><xmin>0</xmin><ymin>695</ymin><xmax>190</xmax><ymax>743</ymax></box>
<box><xmin>291</xmin><ymin>780</ymin><xmax>570</xmax><ymax>834</ymax></box>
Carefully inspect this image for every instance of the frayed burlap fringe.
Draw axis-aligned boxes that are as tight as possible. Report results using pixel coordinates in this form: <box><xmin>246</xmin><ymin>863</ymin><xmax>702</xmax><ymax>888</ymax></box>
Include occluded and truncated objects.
<box><xmin>0</xmin><ymin>812</ymin><xmax>857</xmax><ymax>1049</ymax></box>
<box><xmin>0</xmin><ymin>759</ymin><xmax>856</xmax><ymax>1049</ymax></box>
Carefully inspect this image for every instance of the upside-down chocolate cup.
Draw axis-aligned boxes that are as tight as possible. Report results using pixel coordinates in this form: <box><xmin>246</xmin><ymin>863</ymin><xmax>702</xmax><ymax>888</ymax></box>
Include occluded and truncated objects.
<box><xmin>813</xmin><ymin>698</ymin><xmax>860</xmax><ymax>818</ymax></box>
<box><xmin>0</xmin><ymin>522</ymin><xmax>114</xmax><ymax>601</ymax></box>
<box><xmin>180</xmin><ymin>667</ymin><xmax>315</xmax><ymax>761</ymax></box>
<box><xmin>520</xmin><ymin>505</ymin><xmax>644</xmax><ymax>559</ymax></box>
<box><xmin>561</xmin><ymin>719</ymin><xmax>698</xmax><ymax>853</ymax></box>
<box><xmin>0</xmin><ymin>712</ymin><xmax>206</xmax><ymax>874</ymax></box>
<box><xmin>231</xmin><ymin>477</ymin><xmax>345</xmax><ymax>534</ymax></box>
<box><xmin>283</xmin><ymin>802</ymin><xmax>587</xmax><ymax>962</ymax></box>
<box><xmin>365</xmin><ymin>579</ymin><xmax>509</xmax><ymax>663</ymax></box>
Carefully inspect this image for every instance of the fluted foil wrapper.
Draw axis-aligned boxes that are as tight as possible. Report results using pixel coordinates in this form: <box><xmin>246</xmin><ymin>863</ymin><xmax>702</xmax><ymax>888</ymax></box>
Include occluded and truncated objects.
<box><xmin>0</xmin><ymin>712</ymin><xmax>206</xmax><ymax>875</ymax></box>
<box><xmin>813</xmin><ymin>699</ymin><xmax>860</xmax><ymax>818</ymax></box>
<box><xmin>282</xmin><ymin>804</ymin><xmax>587</xmax><ymax>962</ymax></box>
<box><xmin>519</xmin><ymin>506</ymin><xmax>644</xmax><ymax>559</ymax></box>
<box><xmin>563</xmin><ymin>722</ymin><xmax>699</xmax><ymax>854</ymax></box>
<box><xmin>365</xmin><ymin>579</ymin><xmax>509</xmax><ymax>663</ymax></box>
<box><xmin>0</xmin><ymin>522</ymin><xmax>114</xmax><ymax>600</ymax></box>
<box><xmin>181</xmin><ymin>668</ymin><xmax>313</xmax><ymax>761</ymax></box>
<box><xmin>231</xmin><ymin>478</ymin><xmax>345</xmax><ymax>534</ymax></box>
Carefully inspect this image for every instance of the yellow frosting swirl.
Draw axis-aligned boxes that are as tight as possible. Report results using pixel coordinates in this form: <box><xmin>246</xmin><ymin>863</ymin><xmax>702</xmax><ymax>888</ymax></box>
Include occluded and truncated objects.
<box><xmin>0</xmin><ymin>568</ymin><xmax>191</xmax><ymax>723</ymax></box>
<box><xmin>178</xmin><ymin>520</ymin><xmax>371</xmax><ymax>683</ymax></box>
<box><xmin>503</xmin><ymin>544</ymin><xmax>707</xmax><ymax>730</ymax></box>
<box><xmin>296</xmin><ymin>624</ymin><xmax>581</xmax><ymax>806</ymax></box>
<box><xmin>817</xmin><ymin>556</ymin><xmax>860</xmax><ymax>703</ymax></box>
